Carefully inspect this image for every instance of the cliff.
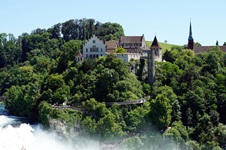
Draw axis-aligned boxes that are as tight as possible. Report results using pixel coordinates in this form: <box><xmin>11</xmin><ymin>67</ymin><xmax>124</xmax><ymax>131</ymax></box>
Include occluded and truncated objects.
<box><xmin>48</xmin><ymin>117</ymin><xmax>81</xmax><ymax>138</ymax></box>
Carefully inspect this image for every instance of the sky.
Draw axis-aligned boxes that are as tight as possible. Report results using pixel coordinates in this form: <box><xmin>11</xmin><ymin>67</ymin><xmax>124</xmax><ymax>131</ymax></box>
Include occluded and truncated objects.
<box><xmin>1</xmin><ymin>0</ymin><xmax>226</xmax><ymax>46</ymax></box>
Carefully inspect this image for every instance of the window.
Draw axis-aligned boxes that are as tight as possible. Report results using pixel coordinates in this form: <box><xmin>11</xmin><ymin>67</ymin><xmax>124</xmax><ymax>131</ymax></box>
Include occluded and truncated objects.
<box><xmin>155</xmin><ymin>49</ymin><xmax>159</xmax><ymax>56</ymax></box>
<box><xmin>93</xmin><ymin>46</ymin><xmax>96</xmax><ymax>52</ymax></box>
<box><xmin>90</xmin><ymin>47</ymin><xmax>92</xmax><ymax>52</ymax></box>
<box><xmin>97</xmin><ymin>47</ymin><xmax>99</xmax><ymax>52</ymax></box>
<box><xmin>86</xmin><ymin>48</ymin><xmax>88</xmax><ymax>52</ymax></box>
<box><xmin>93</xmin><ymin>40</ymin><xmax>95</xmax><ymax>43</ymax></box>
<box><xmin>101</xmin><ymin>48</ymin><xmax>102</xmax><ymax>52</ymax></box>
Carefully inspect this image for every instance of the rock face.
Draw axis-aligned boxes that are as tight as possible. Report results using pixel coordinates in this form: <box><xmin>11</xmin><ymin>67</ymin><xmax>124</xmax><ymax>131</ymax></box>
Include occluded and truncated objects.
<box><xmin>0</xmin><ymin>96</ymin><xmax>5</xmax><ymax>102</ymax></box>
<box><xmin>48</xmin><ymin>118</ymin><xmax>81</xmax><ymax>138</ymax></box>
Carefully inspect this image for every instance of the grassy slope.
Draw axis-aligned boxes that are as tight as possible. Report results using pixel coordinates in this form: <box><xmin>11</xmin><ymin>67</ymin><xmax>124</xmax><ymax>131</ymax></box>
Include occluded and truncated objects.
<box><xmin>146</xmin><ymin>41</ymin><xmax>178</xmax><ymax>53</ymax></box>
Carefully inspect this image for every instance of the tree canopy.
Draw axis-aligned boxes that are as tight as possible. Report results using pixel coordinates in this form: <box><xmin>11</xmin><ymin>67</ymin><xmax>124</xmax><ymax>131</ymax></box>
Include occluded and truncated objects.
<box><xmin>2</xmin><ymin>18</ymin><xmax>226</xmax><ymax>149</ymax></box>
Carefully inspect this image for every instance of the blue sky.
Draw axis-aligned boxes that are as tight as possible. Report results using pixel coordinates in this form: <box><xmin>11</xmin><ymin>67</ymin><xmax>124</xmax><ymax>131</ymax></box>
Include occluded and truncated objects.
<box><xmin>1</xmin><ymin>0</ymin><xmax>226</xmax><ymax>45</ymax></box>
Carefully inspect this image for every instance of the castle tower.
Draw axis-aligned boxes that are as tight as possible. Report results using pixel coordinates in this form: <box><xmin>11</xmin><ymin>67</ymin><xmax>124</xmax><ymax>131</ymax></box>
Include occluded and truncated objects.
<box><xmin>148</xmin><ymin>36</ymin><xmax>161</xmax><ymax>86</ymax></box>
<box><xmin>188</xmin><ymin>21</ymin><xmax>194</xmax><ymax>49</ymax></box>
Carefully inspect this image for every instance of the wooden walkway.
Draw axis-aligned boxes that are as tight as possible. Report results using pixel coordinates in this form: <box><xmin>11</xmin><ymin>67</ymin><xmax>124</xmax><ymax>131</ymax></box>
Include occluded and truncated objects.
<box><xmin>52</xmin><ymin>96</ymin><xmax>149</xmax><ymax>110</ymax></box>
<box><xmin>105</xmin><ymin>97</ymin><xmax>148</xmax><ymax>106</ymax></box>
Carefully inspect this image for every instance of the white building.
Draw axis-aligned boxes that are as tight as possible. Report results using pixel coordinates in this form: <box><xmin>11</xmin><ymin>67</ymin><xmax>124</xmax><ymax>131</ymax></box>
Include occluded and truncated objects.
<box><xmin>82</xmin><ymin>35</ymin><xmax>162</xmax><ymax>63</ymax></box>
<box><xmin>116</xmin><ymin>53</ymin><xmax>141</xmax><ymax>62</ymax></box>
<box><xmin>83</xmin><ymin>35</ymin><xmax>106</xmax><ymax>59</ymax></box>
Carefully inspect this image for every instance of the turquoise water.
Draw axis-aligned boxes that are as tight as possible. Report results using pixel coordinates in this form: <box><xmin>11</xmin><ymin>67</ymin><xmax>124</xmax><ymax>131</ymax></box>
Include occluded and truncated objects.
<box><xmin>0</xmin><ymin>102</ymin><xmax>7</xmax><ymax>115</ymax></box>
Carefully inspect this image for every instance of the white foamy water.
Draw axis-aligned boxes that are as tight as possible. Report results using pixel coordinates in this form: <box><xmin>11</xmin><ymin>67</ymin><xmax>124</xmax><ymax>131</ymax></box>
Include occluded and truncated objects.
<box><xmin>0</xmin><ymin>115</ymin><xmax>100</xmax><ymax>150</ymax></box>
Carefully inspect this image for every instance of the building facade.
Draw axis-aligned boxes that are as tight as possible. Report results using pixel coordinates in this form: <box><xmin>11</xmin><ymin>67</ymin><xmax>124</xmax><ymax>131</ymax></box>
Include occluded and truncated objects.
<box><xmin>82</xmin><ymin>34</ymin><xmax>162</xmax><ymax>62</ymax></box>
<box><xmin>119</xmin><ymin>35</ymin><xmax>147</xmax><ymax>53</ymax></box>
<box><xmin>116</xmin><ymin>53</ymin><xmax>141</xmax><ymax>62</ymax></box>
<box><xmin>83</xmin><ymin>35</ymin><xmax>106</xmax><ymax>59</ymax></box>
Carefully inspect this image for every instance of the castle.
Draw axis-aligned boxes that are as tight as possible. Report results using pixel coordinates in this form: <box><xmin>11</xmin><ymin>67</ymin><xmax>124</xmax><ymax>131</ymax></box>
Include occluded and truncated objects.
<box><xmin>82</xmin><ymin>35</ymin><xmax>162</xmax><ymax>62</ymax></box>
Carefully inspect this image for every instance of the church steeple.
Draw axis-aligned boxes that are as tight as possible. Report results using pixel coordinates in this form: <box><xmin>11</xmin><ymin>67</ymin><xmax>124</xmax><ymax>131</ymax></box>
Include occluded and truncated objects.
<box><xmin>188</xmin><ymin>21</ymin><xmax>193</xmax><ymax>40</ymax></box>
<box><xmin>188</xmin><ymin>21</ymin><xmax>194</xmax><ymax>49</ymax></box>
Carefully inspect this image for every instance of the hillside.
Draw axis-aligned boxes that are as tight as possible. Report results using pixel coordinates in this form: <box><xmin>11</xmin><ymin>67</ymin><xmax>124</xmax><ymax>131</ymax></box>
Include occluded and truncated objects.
<box><xmin>146</xmin><ymin>41</ymin><xmax>177</xmax><ymax>53</ymax></box>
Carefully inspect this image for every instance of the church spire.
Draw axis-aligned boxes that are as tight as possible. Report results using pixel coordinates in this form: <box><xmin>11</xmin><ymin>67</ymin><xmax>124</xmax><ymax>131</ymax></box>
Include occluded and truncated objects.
<box><xmin>188</xmin><ymin>21</ymin><xmax>193</xmax><ymax>40</ymax></box>
<box><xmin>188</xmin><ymin>20</ymin><xmax>194</xmax><ymax>49</ymax></box>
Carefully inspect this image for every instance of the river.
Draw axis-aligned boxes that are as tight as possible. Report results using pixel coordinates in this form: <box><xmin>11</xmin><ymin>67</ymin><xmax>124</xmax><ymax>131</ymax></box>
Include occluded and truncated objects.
<box><xmin>0</xmin><ymin>103</ymin><xmax>99</xmax><ymax>150</ymax></box>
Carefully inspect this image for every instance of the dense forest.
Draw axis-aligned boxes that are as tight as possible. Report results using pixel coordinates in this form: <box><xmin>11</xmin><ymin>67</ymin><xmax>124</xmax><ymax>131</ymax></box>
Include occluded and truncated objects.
<box><xmin>1</xmin><ymin>18</ymin><xmax>226</xmax><ymax>149</ymax></box>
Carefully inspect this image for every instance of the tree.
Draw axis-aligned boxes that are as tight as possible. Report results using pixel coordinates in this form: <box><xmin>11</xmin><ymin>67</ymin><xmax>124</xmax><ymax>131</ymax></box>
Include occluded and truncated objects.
<box><xmin>5</xmin><ymin>82</ymin><xmax>41</xmax><ymax>120</ymax></box>
<box><xmin>150</xmin><ymin>94</ymin><xmax>172</xmax><ymax>129</ymax></box>
<box><xmin>96</xmin><ymin>22</ymin><xmax>124</xmax><ymax>40</ymax></box>
<box><xmin>82</xmin><ymin>98</ymin><xmax>108</xmax><ymax>118</ymax></box>
<box><xmin>163</xmin><ymin>121</ymin><xmax>189</xmax><ymax>145</ymax></box>
<box><xmin>115</xmin><ymin>46</ymin><xmax>126</xmax><ymax>54</ymax></box>
<box><xmin>195</xmin><ymin>42</ymin><xmax>202</xmax><ymax>46</ymax></box>
<box><xmin>156</xmin><ymin>61</ymin><xmax>182</xmax><ymax>85</ymax></box>
<box><xmin>223</xmin><ymin>42</ymin><xmax>226</xmax><ymax>46</ymax></box>
<box><xmin>81</xmin><ymin>116</ymin><xmax>97</xmax><ymax>135</ymax></box>
<box><xmin>202</xmin><ymin>50</ymin><xmax>221</xmax><ymax>75</ymax></box>
<box><xmin>44</xmin><ymin>74</ymin><xmax>65</xmax><ymax>92</ymax></box>
<box><xmin>125</xmin><ymin>106</ymin><xmax>149</xmax><ymax>131</ymax></box>
<box><xmin>214</xmin><ymin>123</ymin><xmax>226</xmax><ymax>148</ymax></box>
<box><xmin>48</xmin><ymin>23</ymin><xmax>61</xmax><ymax>39</ymax></box>
<box><xmin>97</xmin><ymin>112</ymin><xmax>124</xmax><ymax>140</ymax></box>
<box><xmin>143</xmin><ymin>83</ymin><xmax>151</xmax><ymax>95</ymax></box>
<box><xmin>61</xmin><ymin>19</ymin><xmax>76</xmax><ymax>41</ymax></box>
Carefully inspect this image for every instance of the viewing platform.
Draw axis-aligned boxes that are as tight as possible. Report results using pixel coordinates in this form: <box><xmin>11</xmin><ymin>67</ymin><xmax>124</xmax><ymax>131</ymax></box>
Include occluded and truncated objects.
<box><xmin>52</xmin><ymin>96</ymin><xmax>149</xmax><ymax>110</ymax></box>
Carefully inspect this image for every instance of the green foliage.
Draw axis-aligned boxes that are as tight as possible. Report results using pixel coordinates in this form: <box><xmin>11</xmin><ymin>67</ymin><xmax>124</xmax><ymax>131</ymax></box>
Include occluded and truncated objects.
<box><xmin>142</xmin><ymin>83</ymin><xmax>151</xmax><ymax>95</ymax></box>
<box><xmin>3</xmin><ymin>18</ymin><xmax>226</xmax><ymax>149</ymax></box>
<box><xmin>0</xmin><ymin>33</ymin><xmax>22</xmax><ymax>68</ymax></box>
<box><xmin>115</xmin><ymin>46</ymin><xmax>126</xmax><ymax>54</ymax></box>
<box><xmin>125</xmin><ymin>105</ymin><xmax>149</xmax><ymax>131</ymax></box>
<box><xmin>44</xmin><ymin>74</ymin><xmax>65</xmax><ymax>91</ymax></box>
<box><xmin>82</xmin><ymin>98</ymin><xmax>108</xmax><ymax>118</ymax></box>
<box><xmin>156</xmin><ymin>61</ymin><xmax>182</xmax><ymax>86</ymax></box>
<box><xmin>66</xmin><ymin>55</ymin><xmax>143</xmax><ymax>103</ymax></box>
<box><xmin>153</xmin><ymin>86</ymin><xmax>181</xmax><ymax>122</ymax></box>
<box><xmin>81</xmin><ymin>116</ymin><xmax>97</xmax><ymax>135</ymax></box>
<box><xmin>150</xmin><ymin>94</ymin><xmax>172</xmax><ymax>129</ymax></box>
<box><xmin>164</xmin><ymin>121</ymin><xmax>189</xmax><ymax>145</ymax></box>
<box><xmin>61</xmin><ymin>19</ymin><xmax>124</xmax><ymax>41</ymax></box>
<box><xmin>5</xmin><ymin>82</ymin><xmax>41</xmax><ymax>120</ymax></box>
<box><xmin>97</xmin><ymin>112</ymin><xmax>124</xmax><ymax>140</ymax></box>
<box><xmin>38</xmin><ymin>101</ymin><xmax>81</xmax><ymax>127</ymax></box>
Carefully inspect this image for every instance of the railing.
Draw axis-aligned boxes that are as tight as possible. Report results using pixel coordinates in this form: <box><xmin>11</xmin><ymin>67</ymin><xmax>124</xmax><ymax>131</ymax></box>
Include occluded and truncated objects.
<box><xmin>105</xmin><ymin>97</ymin><xmax>148</xmax><ymax>106</ymax></box>
<box><xmin>52</xmin><ymin>96</ymin><xmax>149</xmax><ymax>110</ymax></box>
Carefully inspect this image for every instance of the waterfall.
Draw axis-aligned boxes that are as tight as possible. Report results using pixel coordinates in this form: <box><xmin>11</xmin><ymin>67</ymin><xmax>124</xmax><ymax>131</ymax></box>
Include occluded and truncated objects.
<box><xmin>0</xmin><ymin>103</ymin><xmax>99</xmax><ymax>150</ymax></box>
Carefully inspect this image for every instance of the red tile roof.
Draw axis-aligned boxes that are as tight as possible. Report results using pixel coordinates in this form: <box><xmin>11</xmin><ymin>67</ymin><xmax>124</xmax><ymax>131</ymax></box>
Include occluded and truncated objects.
<box><xmin>120</xmin><ymin>36</ymin><xmax>144</xmax><ymax>43</ymax></box>
<box><xmin>193</xmin><ymin>46</ymin><xmax>226</xmax><ymax>53</ymax></box>
<box><xmin>105</xmin><ymin>41</ymin><xmax>119</xmax><ymax>50</ymax></box>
